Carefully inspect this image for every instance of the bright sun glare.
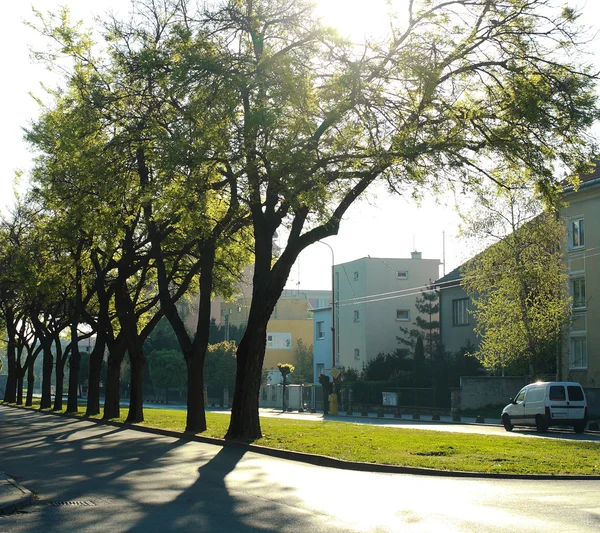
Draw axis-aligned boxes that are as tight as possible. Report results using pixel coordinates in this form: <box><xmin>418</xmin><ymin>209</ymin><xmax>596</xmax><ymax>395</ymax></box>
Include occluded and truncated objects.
<box><xmin>314</xmin><ymin>0</ymin><xmax>393</xmax><ymax>40</ymax></box>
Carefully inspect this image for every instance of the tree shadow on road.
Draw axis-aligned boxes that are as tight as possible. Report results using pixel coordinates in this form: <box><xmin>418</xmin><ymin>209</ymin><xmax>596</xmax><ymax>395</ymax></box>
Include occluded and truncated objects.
<box><xmin>128</xmin><ymin>444</ymin><xmax>329</xmax><ymax>532</ymax></box>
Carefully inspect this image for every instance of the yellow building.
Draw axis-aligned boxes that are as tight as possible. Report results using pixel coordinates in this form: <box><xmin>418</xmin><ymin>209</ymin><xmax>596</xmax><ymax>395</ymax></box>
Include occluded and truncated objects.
<box><xmin>219</xmin><ymin>291</ymin><xmax>331</xmax><ymax>371</ymax></box>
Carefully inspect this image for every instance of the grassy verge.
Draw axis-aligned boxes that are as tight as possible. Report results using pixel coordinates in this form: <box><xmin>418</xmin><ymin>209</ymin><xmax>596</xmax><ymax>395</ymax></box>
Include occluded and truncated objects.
<box><xmin>4</xmin><ymin>401</ymin><xmax>600</xmax><ymax>476</ymax></box>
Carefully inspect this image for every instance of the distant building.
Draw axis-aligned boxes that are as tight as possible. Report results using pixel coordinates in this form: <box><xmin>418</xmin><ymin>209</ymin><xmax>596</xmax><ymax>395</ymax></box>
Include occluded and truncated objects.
<box><xmin>334</xmin><ymin>253</ymin><xmax>441</xmax><ymax>373</ymax></box>
<box><xmin>219</xmin><ymin>289</ymin><xmax>331</xmax><ymax>371</ymax></box>
<box><xmin>313</xmin><ymin>306</ymin><xmax>333</xmax><ymax>383</ymax></box>
<box><xmin>435</xmin><ymin>266</ymin><xmax>478</xmax><ymax>355</ymax></box>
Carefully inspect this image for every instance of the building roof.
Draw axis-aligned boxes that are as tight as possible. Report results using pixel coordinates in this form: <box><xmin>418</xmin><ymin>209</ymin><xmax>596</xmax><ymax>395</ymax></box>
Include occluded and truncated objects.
<box><xmin>563</xmin><ymin>163</ymin><xmax>600</xmax><ymax>193</ymax></box>
<box><xmin>434</xmin><ymin>265</ymin><xmax>463</xmax><ymax>287</ymax></box>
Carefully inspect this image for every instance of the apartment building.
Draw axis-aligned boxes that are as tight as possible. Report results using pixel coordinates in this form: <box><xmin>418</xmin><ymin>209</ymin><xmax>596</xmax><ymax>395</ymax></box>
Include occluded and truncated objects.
<box><xmin>334</xmin><ymin>253</ymin><xmax>441</xmax><ymax>373</ymax></box>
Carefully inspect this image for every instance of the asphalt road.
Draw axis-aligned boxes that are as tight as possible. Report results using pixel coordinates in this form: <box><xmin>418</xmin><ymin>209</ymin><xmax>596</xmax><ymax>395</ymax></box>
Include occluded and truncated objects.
<box><xmin>1</xmin><ymin>405</ymin><xmax>600</xmax><ymax>532</ymax></box>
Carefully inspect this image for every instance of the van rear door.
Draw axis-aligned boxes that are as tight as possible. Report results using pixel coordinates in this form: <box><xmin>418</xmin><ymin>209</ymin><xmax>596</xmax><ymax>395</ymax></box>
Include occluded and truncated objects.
<box><xmin>548</xmin><ymin>384</ymin><xmax>568</xmax><ymax>421</ymax></box>
<box><xmin>566</xmin><ymin>385</ymin><xmax>586</xmax><ymax>421</ymax></box>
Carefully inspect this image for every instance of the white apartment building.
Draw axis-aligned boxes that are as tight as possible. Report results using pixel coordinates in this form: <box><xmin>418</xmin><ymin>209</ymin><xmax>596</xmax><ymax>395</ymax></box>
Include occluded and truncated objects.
<box><xmin>335</xmin><ymin>253</ymin><xmax>441</xmax><ymax>372</ymax></box>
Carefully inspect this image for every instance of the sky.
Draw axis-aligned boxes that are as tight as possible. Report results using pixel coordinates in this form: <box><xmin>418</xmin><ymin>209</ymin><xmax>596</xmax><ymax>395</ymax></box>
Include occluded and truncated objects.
<box><xmin>2</xmin><ymin>0</ymin><xmax>599</xmax><ymax>292</ymax></box>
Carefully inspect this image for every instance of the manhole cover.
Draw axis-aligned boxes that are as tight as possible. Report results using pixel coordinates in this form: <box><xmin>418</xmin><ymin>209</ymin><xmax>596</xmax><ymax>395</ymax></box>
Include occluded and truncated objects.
<box><xmin>48</xmin><ymin>501</ymin><xmax>96</xmax><ymax>507</ymax></box>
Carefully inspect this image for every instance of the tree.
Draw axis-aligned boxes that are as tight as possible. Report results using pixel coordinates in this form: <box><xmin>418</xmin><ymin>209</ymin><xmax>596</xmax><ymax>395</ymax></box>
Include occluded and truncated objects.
<box><xmin>398</xmin><ymin>288</ymin><xmax>441</xmax><ymax>358</ymax></box>
<box><xmin>413</xmin><ymin>336</ymin><xmax>426</xmax><ymax>388</ymax></box>
<box><xmin>362</xmin><ymin>350</ymin><xmax>412</xmax><ymax>383</ymax></box>
<box><xmin>215</xmin><ymin>0</ymin><xmax>598</xmax><ymax>439</ymax></box>
<box><xmin>461</xmin><ymin>189</ymin><xmax>571</xmax><ymax>376</ymax></box>
<box><xmin>290</xmin><ymin>339</ymin><xmax>313</xmax><ymax>384</ymax></box>
<box><xmin>148</xmin><ymin>350</ymin><xmax>187</xmax><ymax>404</ymax></box>
<box><xmin>204</xmin><ymin>341</ymin><xmax>237</xmax><ymax>390</ymax></box>
<box><xmin>21</xmin><ymin>0</ymin><xmax>599</xmax><ymax>440</ymax></box>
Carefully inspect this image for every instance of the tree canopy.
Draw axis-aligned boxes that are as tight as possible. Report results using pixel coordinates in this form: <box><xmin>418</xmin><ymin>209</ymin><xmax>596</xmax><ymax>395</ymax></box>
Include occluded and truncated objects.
<box><xmin>0</xmin><ymin>0</ymin><xmax>597</xmax><ymax>439</ymax></box>
<box><xmin>461</xmin><ymin>189</ymin><xmax>571</xmax><ymax>375</ymax></box>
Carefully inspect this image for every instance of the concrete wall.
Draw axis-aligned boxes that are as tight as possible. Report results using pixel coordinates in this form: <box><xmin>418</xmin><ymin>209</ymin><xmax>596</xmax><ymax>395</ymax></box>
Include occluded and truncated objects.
<box><xmin>458</xmin><ymin>376</ymin><xmax>600</xmax><ymax>417</ymax></box>
<box><xmin>458</xmin><ymin>376</ymin><xmax>527</xmax><ymax>410</ymax></box>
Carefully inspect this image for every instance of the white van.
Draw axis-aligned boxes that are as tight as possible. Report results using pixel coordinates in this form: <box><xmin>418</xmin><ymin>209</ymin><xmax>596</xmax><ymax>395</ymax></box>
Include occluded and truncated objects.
<box><xmin>501</xmin><ymin>381</ymin><xmax>587</xmax><ymax>433</ymax></box>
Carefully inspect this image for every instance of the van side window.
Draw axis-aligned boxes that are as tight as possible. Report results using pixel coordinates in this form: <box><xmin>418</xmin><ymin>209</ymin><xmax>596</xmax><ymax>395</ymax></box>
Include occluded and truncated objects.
<box><xmin>527</xmin><ymin>388</ymin><xmax>544</xmax><ymax>402</ymax></box>
<box><xmin>567</xmin><ymin>386</ymin><xmax>584</xmax><ymax>402</ymax></box>
<box><xmin>514</xmin><ymin>390</ymin><xmax>526</xmax><ymax>403</ymax></box>
<box><xmin>549</xmin><ymin>386</ymin><xmax>566</xmax><ymax>401</ymax></box>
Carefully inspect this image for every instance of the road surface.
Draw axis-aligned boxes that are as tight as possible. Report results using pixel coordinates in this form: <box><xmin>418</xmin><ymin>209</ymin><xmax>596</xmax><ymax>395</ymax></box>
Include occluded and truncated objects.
<box><xmin>1</xmin><ymin>405</ymin><xmax>599</xmax><ymax>532</ymax></box>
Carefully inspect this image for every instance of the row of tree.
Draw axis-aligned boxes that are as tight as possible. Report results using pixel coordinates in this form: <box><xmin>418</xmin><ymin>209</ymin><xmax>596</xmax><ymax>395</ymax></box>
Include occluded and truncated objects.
<box><xmin>1</xmin><ymin>0</ymin><xmax>597</xmax><ymax>439</ymax></box>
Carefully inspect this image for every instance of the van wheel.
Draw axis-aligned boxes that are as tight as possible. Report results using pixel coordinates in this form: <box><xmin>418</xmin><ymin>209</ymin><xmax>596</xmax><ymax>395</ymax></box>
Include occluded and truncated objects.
<box><xmin>574</xmin><ymin>422</ymin><xmax>586</xmax><ymax>434</ymax></box>
<box><xmin>535</xmin><ymin>415</ymin><xmax>548</xmax><ymax>433</ymax></box>
<box><xmin>502</xmin><ymin>414</ymin><xmax>513</xmax><ymax>432</ymax></box>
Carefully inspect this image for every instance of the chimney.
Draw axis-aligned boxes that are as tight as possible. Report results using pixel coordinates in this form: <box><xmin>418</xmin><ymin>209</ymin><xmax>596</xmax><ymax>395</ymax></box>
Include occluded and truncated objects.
<box><xmin>411</xmin><ymin>251</ymin><xmax>422</xmax><ymax>260</ymax></box>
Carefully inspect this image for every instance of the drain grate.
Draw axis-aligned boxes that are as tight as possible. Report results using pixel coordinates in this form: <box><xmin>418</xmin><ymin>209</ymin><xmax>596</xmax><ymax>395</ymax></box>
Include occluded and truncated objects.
<box><xmin>48</xmin><ymin>501</ymin><xmax>96</xmax><ymax>507</ymax></box>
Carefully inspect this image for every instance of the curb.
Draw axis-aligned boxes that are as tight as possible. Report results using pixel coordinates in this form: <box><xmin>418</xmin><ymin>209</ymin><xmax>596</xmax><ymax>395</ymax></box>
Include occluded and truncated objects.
<box><xmin>0</xmin><ymin>472</ymin><xmax>34</xmax><ymax>515</ymax></box>
<box><xmin>3</xmin><ymin>403</ymin><xmax>600</xmax><ymax>481</ymax></box>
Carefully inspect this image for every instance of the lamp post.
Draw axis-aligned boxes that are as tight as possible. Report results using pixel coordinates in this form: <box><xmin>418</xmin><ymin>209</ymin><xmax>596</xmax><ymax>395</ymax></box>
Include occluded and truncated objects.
<box><xmin>317</xmin><ymin>240</ymin><xmax>336</xmax><ymax>369</ymax></box>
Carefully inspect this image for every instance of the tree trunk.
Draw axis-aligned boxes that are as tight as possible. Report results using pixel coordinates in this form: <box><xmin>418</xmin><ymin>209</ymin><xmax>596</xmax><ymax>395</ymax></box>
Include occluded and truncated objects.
<box><xmin>103</xmin><ymin>340</ymin><xmax>126</xmax><ymax>420</ymax></box>
<box><xmin>53</xmin><ymin>342</ymin><xmax>66</xmax><ymax>411</ymax></box>
<box><xmin>3</xmin><ymin>330</ymin><xmax>17</xmax><ymax>403</ymax></box>
<box><xmin>16</xmin><ymin>371</ymin><xmax>24</xmax><ymax>406</ymax></box>
<box><xmin>185</xmin><ymin>353</ymin><xmax>207</xmax><ymax>433</ymax></box>
<box><xmin>126</xmin><ymin>347</ymin><xmax>145</xmax><ymax>423</ymax></box>
<box><xmin>66</xmin><ymin>346</ymin><xmax>81</xmax><ymax>413</ymax></box>
<box><xmin>86</xmin><ymin>336</ymin><xmax>105</xmax><ymax>416</ymax></box>
<box><xmin>40</xmin><ymin>340</ymin><xmax>54</xmax><ymax>410</ymax></box>
<box><xmin>67</xmin><ymin>302</ymin><xmax>82</xmax><ymax>413</ymax></box>
<box><xmin>54</xmin><ymin>362</ymin><xmax>65</xmax><ymax>411</ymax></box>
<box><xmin>226</xmin><ymin>238</ymin><xmax>294</xmax><ymax>440</ymax></box>
<box><xmin>226</xmin><ymin>329</ymin><xmax>267</xmax><ymax>440</ymax></box>
<box><xmin>26</xmin><ymin>363</ymin><xmax>35</xmax><ymax>407</ymax></box>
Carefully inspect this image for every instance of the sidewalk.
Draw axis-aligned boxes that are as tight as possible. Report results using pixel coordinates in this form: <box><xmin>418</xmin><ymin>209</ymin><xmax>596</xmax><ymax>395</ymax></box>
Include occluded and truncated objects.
<box><xmin>255</xmin><ymin>407</ymin><xmax>503</xmax><ymax>426</ymax></box>
<box><xmin>0</xmin><ymin>471</ymin><xmax>34</xmax><ymax>515</ymax></box>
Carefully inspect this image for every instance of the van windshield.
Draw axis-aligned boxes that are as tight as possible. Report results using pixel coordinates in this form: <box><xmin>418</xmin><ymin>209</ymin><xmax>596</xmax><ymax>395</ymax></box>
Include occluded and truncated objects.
<box><xmin>549</xmin><ymin>386</ymin><xmax>566</xmax><ymax>401</ymax></box>
<box><xmin>567</xmin><ymin>386</ymin><xmax>584</xmax><ymax>402</ymax></box>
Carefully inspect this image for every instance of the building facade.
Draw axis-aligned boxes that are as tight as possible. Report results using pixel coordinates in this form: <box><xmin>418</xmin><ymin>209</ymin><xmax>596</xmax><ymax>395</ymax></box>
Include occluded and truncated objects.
<box><xmin>313</xmin><ymin>306</ymin><xmax>333</xmax><ymax>383</ymax></box>
<box><xmin>335</xmin><ymin>253</ymin><xmax>441</xmax><ymax>373</ymax></box>
<box><xmin>436</xmin><ymin>173</ymin><xmax>600</xmax><ymax>388</ymax></box>
<box><xmin>562</xmin><ymin>172</ymin><xmax>600</xmax><ymax>387</ymax></box>
<box><xmin>219</xmin><ymin>290</ymin><xmax>331</xmax><ymax>371</ymax></box>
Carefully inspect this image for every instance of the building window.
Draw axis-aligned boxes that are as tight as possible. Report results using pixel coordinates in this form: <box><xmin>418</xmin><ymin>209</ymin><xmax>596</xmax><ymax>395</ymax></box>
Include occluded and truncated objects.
<box><xmin>452</xmin><ymin>298</ymin><xmax>469</xmax><ymax>326</ymax></box>
<box><xmin>316</xmin><ymin>321</ymin><xmax>325</xmax><ymax>339</ymax></box>
<box><xmin>396</xmin><ymin>309</ymin><xmax>410</xmax><ymax>321</ymax></box>
<box><xmin>315</xmin><ymin>298</ymin><xmax>328</xmax><ymax>309</ymax></box>
<box><xmin>396</xmin><ymin>271</ymin><xmax>408</xmax><ymax>280</ymax></box>
<box><xmin>353</xmin><ymin>271</ymin><xmax>359</xmax><ymax>281</ymax></box>
<box><xmin>266</xmin><ymin>332</ymin><xmax>292</xmax><ymax>350</ymax></box>
<box><xmin>237</xmin><ymin>305</ymin><xmax>242</xmax><ymax>313</ymax></box>
<box><xmin>570</xmin><ymin>218</ymin><xmax>585</xmax><ymax>249</ymax></box>
<box><xmin>354</xmin><ymin>348</ymin><xmax>360</xmax><ymax>360</ymax></box>
<box><xmin>316</xmin><ymin>363</ymin><xmax>325</xmax><ymax>377</ymax></box>
<box><xmin>572</xmin><ymin>278</ymin><xmax>586</xmax><ymax>309</ymax></box>
<box><xmin>353</xmin><ymin>310</ymin><xmax>360</xmax><ymax>322</ymax></box>
<box><xmin>569</xmin><ymin>337</ymin><xmax>587</xmax><ymax>369</ymax></box>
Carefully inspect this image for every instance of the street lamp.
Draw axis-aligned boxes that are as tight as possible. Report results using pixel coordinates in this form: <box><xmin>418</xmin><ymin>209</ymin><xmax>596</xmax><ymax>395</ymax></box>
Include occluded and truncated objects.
<box><xmin>317</xmin><ymin>240</ymin><xmax>336</xmax><ymax>369</ymax></box>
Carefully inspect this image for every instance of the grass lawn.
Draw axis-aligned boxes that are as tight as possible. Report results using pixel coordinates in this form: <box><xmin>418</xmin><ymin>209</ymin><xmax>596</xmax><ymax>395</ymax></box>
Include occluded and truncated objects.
<box><xmin>5</xmin><ymin>400</ymin><xmax>600</xmax><ymax>476</ymax></box>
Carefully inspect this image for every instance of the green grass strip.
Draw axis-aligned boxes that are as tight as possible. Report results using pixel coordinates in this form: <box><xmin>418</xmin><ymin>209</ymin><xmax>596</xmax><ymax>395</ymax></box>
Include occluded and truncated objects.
<box><xmin>6</xmin><ymin>401</ymin><xmax>600</xmax><ymax>475</ymax></box>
